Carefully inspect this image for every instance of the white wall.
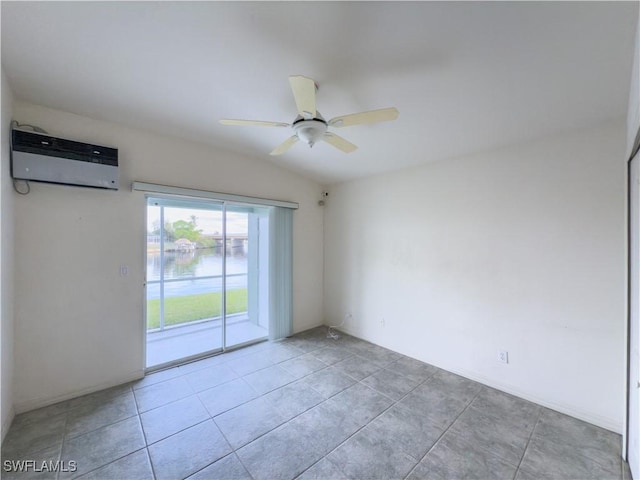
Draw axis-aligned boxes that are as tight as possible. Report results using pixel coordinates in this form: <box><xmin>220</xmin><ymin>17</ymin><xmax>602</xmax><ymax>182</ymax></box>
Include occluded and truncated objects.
<box><xmin>12</xmin><ymin>102</ymin><xmax>324</xmax><ymax>413</ymax></box>
<box><xmin>1</xmin><ymin>71</ymin><xmax>16</xmax><ymax>440</ymax></box>
<box><xmin>628</xmin><ymin>8</ymin><xmax>640</xmax><ymax>160</ymax></box>
<box><xmin>324</xmin><ymin>120</ymin><xmax>626</xmax><ymax>432</ymax></box>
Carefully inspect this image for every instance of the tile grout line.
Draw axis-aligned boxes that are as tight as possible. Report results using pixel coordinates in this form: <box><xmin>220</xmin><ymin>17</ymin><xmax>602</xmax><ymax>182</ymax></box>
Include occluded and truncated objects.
<box><xmin>144</xmin><ymin>357</ymin><xmax>333</xmax><ymax>462</ymax></box>
<box><xmin>512</xmin><ymin>406</ymin><xmax>543</xmax><ymax>479</ymax></box>
<box><xmin>136</xmin><ymin>344</ymin><xmax>317</xmax><ymax>422</ymax></box>
<box><xmin>55</xmin><ymin>408</ymin><xmax>71</xmax><ymax>480</ymax></box>
<box><xmin>142</xmin><ymin>379</ymin><xmax>235</xmax><ymax>478</ymax></box>
<box><xmin>146</xmin><ymin>417</ymin><xmax>212</xmax><ymax>448</ymax></box>
<box><xmin>212</xmin><ymin>374</ymin><xmax>331</xmax><ymax>461</ymax></box>
<box><xmin>64</xmin><ymin>389</ymin><xmax>136</xmax><ymax>478</ymax></box>
<box><xmin>236</xmin><ymin>364</ymin><xmax>380</xmax><ymax>478</ymax></box>
<box><xmin>68</xmin><ymin>393</ymin><xmax>149</xmax><ymax>480</ymax></box>
<box><xmin>525</xmin><ymin>411</ymin><xmax>625</xmax><ymax>477</ymax></box>
<box><xmin>71</xmin><ymin>446</ymin><xmax>150</xmax><ymax>480</ymax></box>
<box><xmin>296</xmin><ymin>399</ymin><xmax>396</xmax><ymax>479</ymax></box>
<box><xmin>296</xmin><ymin>366</ymin><xmax>438</xmax><ymax>479</ymax></box>
<box><xmin>402</xmin><ymin>388</ymin><xmax>483</xmax><ymax>480</ymax></box>
<box><xmin>145</xmin><ymin>446</ymin><xmax>158</xmax><ymax>480</ymax></box>
<box><xmin>132</xmin><ymin>377</ymin><xmax>148</xmax><ymax>468</ymax></box>
<box><xmin>232</xmin><ymin>450</ymin><xmax>257</xmax><ymax>480</ymax></box>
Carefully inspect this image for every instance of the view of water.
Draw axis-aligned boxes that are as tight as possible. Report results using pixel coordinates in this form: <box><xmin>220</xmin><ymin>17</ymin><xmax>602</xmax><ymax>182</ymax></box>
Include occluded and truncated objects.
<box><xmin>146</xmin><ymin>248</ymin><xmax>247</xmax><ymax>299</ymax></box>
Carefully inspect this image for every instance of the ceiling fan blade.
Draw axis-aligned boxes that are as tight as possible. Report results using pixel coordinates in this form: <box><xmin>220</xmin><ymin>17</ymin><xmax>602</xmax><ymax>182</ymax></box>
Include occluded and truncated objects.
<box><xmin>289</xmin><ymin>75</ymin><xmax>317</xmax><ymax>119</ymax></box>
<box><xmin>220</xmin><ymin>119</ymin><xmax>289</xmax><ymax>127</ymax></box>
<box><xmin>322</xmin><ymin>133</ymin><xmax>357</xmax><ymax>153</ymax></box>
<box><xmin>328</xmin><ymin>107</ymin><xmax>399</xmax><ymax>127</ymax></box>
<box><xmin>270</xmin><ymin>136</ymin><xmax>299</xmax><ymax>156</ymax></box>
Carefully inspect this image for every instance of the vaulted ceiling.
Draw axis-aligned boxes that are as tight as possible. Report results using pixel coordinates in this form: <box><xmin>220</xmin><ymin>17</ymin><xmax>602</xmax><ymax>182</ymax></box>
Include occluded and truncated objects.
<box><xmin>2</xmin><ymin>2</ymin><xmax>637</xmax><ymax>184</ymax></box>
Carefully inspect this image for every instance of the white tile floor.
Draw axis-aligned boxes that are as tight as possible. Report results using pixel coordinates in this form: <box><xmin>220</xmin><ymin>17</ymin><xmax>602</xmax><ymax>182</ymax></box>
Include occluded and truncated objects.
<box><xmin>146</xmin><ymin>317</ymin><xmax>268</xmax><ymax>368</ymax></box>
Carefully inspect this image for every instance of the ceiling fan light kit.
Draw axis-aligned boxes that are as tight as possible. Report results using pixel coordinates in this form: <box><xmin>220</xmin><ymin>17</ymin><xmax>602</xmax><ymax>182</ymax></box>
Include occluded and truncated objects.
<box><xmin>220</xmin><ymin>75</ymin><xmax>399</xmax><ymax>156</ymax></box>
<box><xmin>292</xmin><ymin>116</ymin><xmax>327</xmax><ymax>147</ymax></box>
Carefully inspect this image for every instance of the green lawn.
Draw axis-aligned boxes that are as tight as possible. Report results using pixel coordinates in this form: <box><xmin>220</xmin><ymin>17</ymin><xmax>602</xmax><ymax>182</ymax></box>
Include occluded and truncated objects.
<box><xmin>147</xmin><ymin>289</ymin><xmax>247</xmax><ymax>329</ymax></box>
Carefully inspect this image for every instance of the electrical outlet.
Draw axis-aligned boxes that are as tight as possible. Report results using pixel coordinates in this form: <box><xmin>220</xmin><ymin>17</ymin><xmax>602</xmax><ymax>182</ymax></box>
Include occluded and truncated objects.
<box><xmin>119</xmin><ymin>265</ymin><xmax>129</xmax><ymax>276</ymax></box>
<box><xmin>381</xmin><ymin>318</ymin><xmax>386</xmax><ymax>327</ymax></box>
<box><xmin>498</xmin><ymin>350</ymin><xmax>509</xmax><ymax>364</ymax></box>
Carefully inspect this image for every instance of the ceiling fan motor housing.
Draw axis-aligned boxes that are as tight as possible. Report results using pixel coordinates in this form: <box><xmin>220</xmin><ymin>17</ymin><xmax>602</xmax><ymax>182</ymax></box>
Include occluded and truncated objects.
<box><xmin>293</xmin><ymin>117</ymin><xmax>327</xmax><ymax>147</ymax></box>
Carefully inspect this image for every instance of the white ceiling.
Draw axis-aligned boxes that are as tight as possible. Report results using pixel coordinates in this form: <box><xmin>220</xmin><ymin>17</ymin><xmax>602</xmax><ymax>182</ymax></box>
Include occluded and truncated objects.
<box><xmin>2</xmin><ymin>2</ymin><xmax>637</xmax><ymax>185</ymax></box>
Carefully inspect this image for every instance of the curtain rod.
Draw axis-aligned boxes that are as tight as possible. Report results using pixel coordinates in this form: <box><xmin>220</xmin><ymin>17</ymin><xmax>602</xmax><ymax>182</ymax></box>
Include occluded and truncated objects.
<box><xmin>131</xmin><ymin>181</ymin><xmax>299</xmax><ymax>209</ymax></box>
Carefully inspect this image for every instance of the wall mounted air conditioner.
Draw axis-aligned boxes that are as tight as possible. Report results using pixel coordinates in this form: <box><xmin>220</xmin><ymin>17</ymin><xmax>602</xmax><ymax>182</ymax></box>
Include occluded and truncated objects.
<box><xmin>11</xmin><ymin>129</ymin><xmax>119</xmax><ymax>190</ymax></box>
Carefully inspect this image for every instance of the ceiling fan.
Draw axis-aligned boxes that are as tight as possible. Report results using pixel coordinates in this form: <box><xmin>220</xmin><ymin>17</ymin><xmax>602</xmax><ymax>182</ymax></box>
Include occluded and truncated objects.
<box><xmin>220</xmin><ymin>75</ymin><xmax>399</xmax><ymax>156</ymax></box>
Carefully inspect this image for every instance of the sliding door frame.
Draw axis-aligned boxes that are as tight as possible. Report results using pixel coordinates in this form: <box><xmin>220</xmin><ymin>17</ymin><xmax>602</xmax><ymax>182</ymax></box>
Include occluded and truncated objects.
<box><xmin>144</xmin><ymin>197</ymin><xmax>226</xmax><ymax>371</ymax></box>
<box><xmin>136</xmin><ymin>182</ymin><xmax>297</xmax><ymax>373</ymax></box>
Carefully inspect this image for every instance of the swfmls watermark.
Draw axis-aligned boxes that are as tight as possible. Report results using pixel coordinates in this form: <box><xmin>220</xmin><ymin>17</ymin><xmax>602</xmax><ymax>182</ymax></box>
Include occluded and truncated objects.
<box><xmin>3</xmin><ymin>460</ymin><xmax>78</xmax><ymax>473</ymax></box>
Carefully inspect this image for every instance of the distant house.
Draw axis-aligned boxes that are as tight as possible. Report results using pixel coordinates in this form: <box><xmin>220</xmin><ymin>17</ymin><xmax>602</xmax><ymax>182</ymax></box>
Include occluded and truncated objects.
<box><xmin>175</xmin><ymin>238</ymin><xmax>195</xmax><ymax>251</ymax></box>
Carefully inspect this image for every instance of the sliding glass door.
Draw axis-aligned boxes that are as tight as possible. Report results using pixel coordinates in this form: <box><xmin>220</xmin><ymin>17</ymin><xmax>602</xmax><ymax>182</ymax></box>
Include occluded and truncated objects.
<box><xmin>224</xmin><ymin>205</ymin><xmax>270</xmax><ymax>349</ymax></box>
<box><xmin>145</xmin><ymin>197</ymin><xmax>269</xmax><ymax>369</ymax></box>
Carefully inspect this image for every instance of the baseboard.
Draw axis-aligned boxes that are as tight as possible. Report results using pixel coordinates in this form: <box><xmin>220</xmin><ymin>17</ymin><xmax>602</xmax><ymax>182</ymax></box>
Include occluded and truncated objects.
<box><xmin>443</xmin><ymin>365</ymin><xmax>622</xmax><ymax>434</ymax></box>
<box><xmin>332</xmin><ymin>325</ymin><xmax>622</xmax><ymax>434</ymax></box>
<box><xmin>293</xmin><ymin>321</ymin><xmax>325</xmax><ymax>335</ymax></box>
<box><xmin>14</xmin><ymin>370</ymin><xmax>144</xmax><ymax>415</ymax></box>
<box><xmin>1</xmin><ymin>404</ymin><xmax>15</xmax><ymax>443</ymax></box>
